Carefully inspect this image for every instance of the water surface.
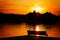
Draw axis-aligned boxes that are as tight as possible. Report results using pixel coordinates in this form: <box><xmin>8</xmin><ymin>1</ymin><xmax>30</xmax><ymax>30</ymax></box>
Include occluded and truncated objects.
<box><xmin>0</xmin><ymin>23</ymin><xmax>60</xmax><ymax>38</ymax></box>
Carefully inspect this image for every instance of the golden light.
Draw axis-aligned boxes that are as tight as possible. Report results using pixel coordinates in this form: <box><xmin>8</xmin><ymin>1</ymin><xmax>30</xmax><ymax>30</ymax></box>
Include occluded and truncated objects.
<box><xmin>35</xmin><ymin>25</ymin><xmax>46</xmax><ymax>31</ymax></box>
<box><xmin>30</xmin><ymin>5</ymin><xmax>47</xmax><ymax>14</ymax></box>
<box><xmin>35</xmin><ymin>25</ymin><xmax>40</xmax><ymax>31</ymax></box>
<box><xmin>33</xmin><ymin>6</ymin><xmax>43</xmax><ymax>12</ymax></box>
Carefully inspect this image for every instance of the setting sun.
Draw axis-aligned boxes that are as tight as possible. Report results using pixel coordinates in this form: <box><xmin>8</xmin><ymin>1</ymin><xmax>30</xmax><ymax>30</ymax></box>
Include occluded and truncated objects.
<box><xmin>33</xmin><ymin>6</ymin><xmax>43</xmax><ymax>12</ymax></box>
<box><xmin>31</xmin><ymin>5</ymin><xmax>47</xmax><ymax>14</ymax></box>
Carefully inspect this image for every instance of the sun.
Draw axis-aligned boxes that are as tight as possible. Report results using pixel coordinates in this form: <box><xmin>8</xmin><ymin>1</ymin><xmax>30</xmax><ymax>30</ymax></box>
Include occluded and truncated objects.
<box><xmin>33</xmin><ymin>6</ymin><xmax>43</xmax><ymax>12</ymax></box>
<box><xmin>30</xmin><ymin>5</ymin><xmax>46</xmax><ymax>14</ymax></box>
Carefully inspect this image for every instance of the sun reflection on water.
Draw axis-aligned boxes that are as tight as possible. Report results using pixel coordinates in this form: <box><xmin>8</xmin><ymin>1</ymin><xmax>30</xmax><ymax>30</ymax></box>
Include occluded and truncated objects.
<box><xmin>35</xmin><ymin>25</ymin><xmax>40</xmax><ymax>31</ymax></box>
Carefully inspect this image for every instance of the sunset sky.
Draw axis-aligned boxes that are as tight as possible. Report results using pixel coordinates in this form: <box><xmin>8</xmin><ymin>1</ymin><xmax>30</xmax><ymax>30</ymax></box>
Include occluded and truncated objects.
<box><xmin>0</xmin><ymin>0</ymin><xmax>60</xmax><ymax>15</ymax></box>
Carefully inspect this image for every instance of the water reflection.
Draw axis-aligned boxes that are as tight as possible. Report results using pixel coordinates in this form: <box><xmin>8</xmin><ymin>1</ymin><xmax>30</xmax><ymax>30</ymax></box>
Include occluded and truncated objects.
<box><xmin>35</xmin><ymin>25</ymin><xmax>40</xmax><ymax>31</ymax></box>
<box><xmin>0</xmin><ymin>23</ymin><xmax>27</xmax><ymax>38</ymax></box>
<box><xmin>0</xmin><ymin>23</ymin><xmax>60</xmax><ymax>38</ymax></box>
<box><xmin>26</xmin><ymin>24</ymin><xmax>46</xmax><ymax>31</ymax></box>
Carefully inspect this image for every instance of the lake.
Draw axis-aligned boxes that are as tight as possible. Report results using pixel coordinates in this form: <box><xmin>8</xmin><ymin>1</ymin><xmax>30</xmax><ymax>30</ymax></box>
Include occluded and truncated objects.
<box><xmin>0</xmin><ymin>23</ymin><xmax>60</xmax><ymax>38</ymax></box>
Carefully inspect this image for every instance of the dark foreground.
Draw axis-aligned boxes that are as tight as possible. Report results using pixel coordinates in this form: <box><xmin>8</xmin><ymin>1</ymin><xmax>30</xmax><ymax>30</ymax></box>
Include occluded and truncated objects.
<box><xmin>0</xmin><ymin>36</ymin><xmax>60</xmax><ymax>40</ymax></box>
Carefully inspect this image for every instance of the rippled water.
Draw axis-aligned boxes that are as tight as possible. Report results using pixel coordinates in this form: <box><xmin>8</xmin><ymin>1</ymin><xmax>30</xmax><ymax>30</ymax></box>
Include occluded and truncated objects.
<box><xmin>0</xmin><ymin>23</ymin><xmax>60</xmax><ymax>38</ymax></box>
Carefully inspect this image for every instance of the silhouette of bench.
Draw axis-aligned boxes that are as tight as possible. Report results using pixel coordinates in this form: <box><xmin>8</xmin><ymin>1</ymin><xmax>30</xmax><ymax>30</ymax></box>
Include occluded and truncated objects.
<box><xmin>28</xmin><ymin>30</ymin><xmax>48</xmax><ymax>37</ymax></box>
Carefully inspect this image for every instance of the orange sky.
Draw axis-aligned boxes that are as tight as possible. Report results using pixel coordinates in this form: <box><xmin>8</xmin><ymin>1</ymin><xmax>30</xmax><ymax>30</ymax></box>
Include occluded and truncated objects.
<box><xmin>0</xmin><ymin>0</ymin><xmax>60</xmax><ymax>15</ymax></box>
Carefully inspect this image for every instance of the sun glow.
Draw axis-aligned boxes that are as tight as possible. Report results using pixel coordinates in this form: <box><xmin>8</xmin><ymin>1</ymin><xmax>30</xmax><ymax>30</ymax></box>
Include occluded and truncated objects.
<box><xmin>35</xmin><ymin>25</ymin><xmax>40</xmax><ymax>31</ymax></box>
<box><xmin>30</xmin><ymin>5</ymin><xmax>47</xmax><ymax>14</ymax></box>
<box><xmin>33</xmin><ymin>6</ymin><xmax>43</xmax><ymax>12</ymax></box>
<box><xmin>35</xmin><ymin>25</ymin><xmax>46</xmax><ymax>31</ymax></box>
